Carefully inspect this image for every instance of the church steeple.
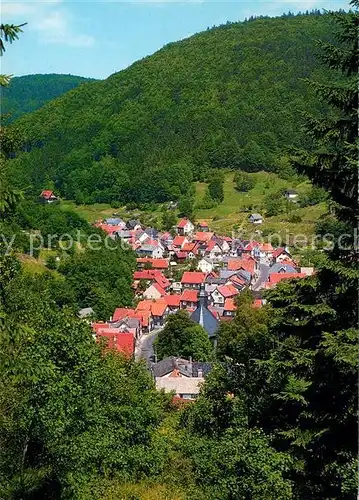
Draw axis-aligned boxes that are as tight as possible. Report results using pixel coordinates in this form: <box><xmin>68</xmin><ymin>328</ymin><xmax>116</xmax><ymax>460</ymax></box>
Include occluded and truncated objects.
<box><xmin>198</xmin><ymin>283</ymin><xmax>208</xmax><ymax>307</ymax></box>
<box><xmin>190</xmin><ymin>283</ymin><xmax>219</xmax><ymax>341</ymax></box>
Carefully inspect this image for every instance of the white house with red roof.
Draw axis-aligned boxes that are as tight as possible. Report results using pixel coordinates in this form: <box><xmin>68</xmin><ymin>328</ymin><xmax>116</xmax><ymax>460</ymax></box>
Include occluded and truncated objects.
<box><xmin>272</xmin><ymin>247</ymin><xmax>293</xmax><ymax>263</ymax></box>
<box><xmin>143</xmin><ymin>282</ymin><xmax>166</xmax><ymax>300</ymax></box>
<box><xmin>205</xmin><ymin>240</ymin><xmax>224</xmax><ymax>261</ymax></box>
<box><xmin>163</xmin><ymin>294</ymin><xmax>181</xmax><ymax>312</ymax></box>
<box><xmin>211</xmin><ymin>284</ymin><xmax>239</xmax><ymax>307</ymax></box>
<box><xmin>39</xmin><ymin>190</ymin><xmax>59</xmax><ymax>204</ymax></box>
<box><xmin>176</xmin><ymin>218</ymin><xmax>194</xmax><ymax>236</ymax></box>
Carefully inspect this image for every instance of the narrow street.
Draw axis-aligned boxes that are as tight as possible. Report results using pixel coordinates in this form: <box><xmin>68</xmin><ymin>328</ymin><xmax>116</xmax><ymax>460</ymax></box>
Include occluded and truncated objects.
<box><xmin>135</xmin><ymin>327</ymin><xmax>163</xmax><ymax>362</ymax></box>
<box><xmin>252</xmin><ymin>262</ymin><xmax>270</xmax><ymax>291</ymax></box>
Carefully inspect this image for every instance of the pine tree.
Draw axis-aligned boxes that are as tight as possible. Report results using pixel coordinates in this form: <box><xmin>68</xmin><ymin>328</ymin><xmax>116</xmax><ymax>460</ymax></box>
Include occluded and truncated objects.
<box><xmin>259</xmin><ymin>5</ymin><xmax>359</xmax><ymax>497</ymax></box>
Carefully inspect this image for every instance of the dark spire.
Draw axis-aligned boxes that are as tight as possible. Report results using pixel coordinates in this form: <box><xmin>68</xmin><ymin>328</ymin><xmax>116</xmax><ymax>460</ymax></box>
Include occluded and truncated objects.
<box><xmin>199</xmin><ymin>283</ymin><xmax>208</xmax><ymax>307</ymax></box>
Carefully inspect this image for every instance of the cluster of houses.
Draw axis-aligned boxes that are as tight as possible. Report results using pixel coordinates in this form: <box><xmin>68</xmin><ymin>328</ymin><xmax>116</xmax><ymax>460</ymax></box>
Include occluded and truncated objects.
<box><xmin>89</xmin><ymin>217</ymin><xmax>312</xmax><ymax>366</ymax></box>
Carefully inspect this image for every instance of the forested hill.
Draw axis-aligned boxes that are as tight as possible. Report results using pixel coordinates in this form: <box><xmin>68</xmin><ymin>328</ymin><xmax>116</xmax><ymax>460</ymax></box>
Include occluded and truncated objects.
<box><xmin>1</xmin><ymin>74</ymin><xmax>95</xmax><ymax>121</ymax></box>
<box><xmin>11</xmin><ymin>13</ymin><xmax>343</xmax><ymax>204</ymax></box>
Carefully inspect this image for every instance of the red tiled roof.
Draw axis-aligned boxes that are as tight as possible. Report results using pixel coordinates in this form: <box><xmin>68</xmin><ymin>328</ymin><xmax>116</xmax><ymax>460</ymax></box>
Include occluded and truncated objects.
<box><xmin>181</xmin><ymin>271</ymin><xmax>206</xmax><ymax>284</ymax></box>
<box><xmin>175</xmin><ymin>251</ymin><xmax>187</xmax><ymax>260</ymax></box>
<box><xmin>258</xmin><ymin>243</ymin><xmax>274</xmax><ymax>252</ymax></box>
<box><xmin>269</xmin><ymin>272</ymin><xmax>306</xmax><ymax>285</ymax></box>
<box><xmin>224</xmin><ymin>298</ymin><xmax>236</xmax><ymax>312</ymax></box>
<box><xmin>180</xmin><ymin>289</ymin><xmax>199</xmax><ymax>302</ymax></box>
<box><xmin>164</xmin><ymin>294</ymin><xmax>181</xmax><ymax>307</ymax></box>
<box><xmin>182</xmin><ymin>242</ymin><xmax>199</xmax><ymax>254</ymax></box>
<box><xmin>136</xmin><ymin>258</ymin><xmax>169</xmax><ymax>269</ymax></box>
<box><xmin>40</xmin><ymin>190</ymin><xmax>55</xmax><ymax>199</ymax></box>
<box><xmin>136</xmin><ymin>299</ymin><xmax>168</xmax><ymax>317</ymax></box>
<box><xmin>227</xmin><ymin>259</ymin><xmax>255</xmax><ymax>274</ymax></box>
<box><xmin>272</xmin><ymin>247</ymin><xmax>291</xmax><ymax>259</ymax></box>
<box><xmin>151</xmin><ymin>282</ymin><xmax>166</xmax><ymax>296</ymax></box>
<box><xmin>206</xmin><ymin>240</ymin><xmax>221</xmax><ymax>252</ymax></box>
<box><xmin>112</xmin><ymin>308</ymin><xmax>136</xmax><ymax>322</ymax></box>
<box><xmin>151</xmin><ymin>301</ymin><xmax>168</xmax><ymax>317</ymax></box>
<box><xmin>92</xmin><ymin>322</ymin><xmax>111</xmax><ymax>333</ymax></box>
<box><xmin>94</xmin><ymin>223</ymin><xmax>122</xmax><ymax>235</ymax></box>
<box><xmin>97</xmin><ymin>331</ymin><xmax>135</xmax><ymax>356</ymax></box>
<box><xmin>241</xmin><ymin>254</ymin><xmax>256</xmax><ymax>261</ymax></box>
<box><xmin>177</xmin><ymin>218</ymin><xmax>191</xmax><ymax>228</ymax></box>
<box><xmin>133</xmin><ymin>270</ymin><xmax>170</xmax><ymax>289</ymax></box>
<box><xmin>198</xmin><ymin>221</ymin><xmax>209</xmax><ymax>227</ymax></box>
<box><xmin>244</xmin><ymin>241</ymin><xmax>260</xmax><ymax>251</ymax></box>
<box><xmin>153</xmin><ymin>273</ymin><xmax>171</xmax><ymax>290</ymax></box>
<box><xmin>173</xmin><ymin>235</ymin><xmax>187</xmax><ymax>247</ymax></box>
<box><xmin>193</xmin><ymin>232</ymin><xmax>214</xmax><ymax>243</ymax></box>
<box><xmin>217</xmin><ymin>284</ymin><xmax>239</xmax><ymax>298</ymax></box>
<box><xmin>227</xmin><ymin>275</ymin><xmax>246</xmax><ymax>287</ymax></box>
<box><xmin>252</xmin><ymin>299</ymin><xmax>263</xmax><ymax>308</ymax></box>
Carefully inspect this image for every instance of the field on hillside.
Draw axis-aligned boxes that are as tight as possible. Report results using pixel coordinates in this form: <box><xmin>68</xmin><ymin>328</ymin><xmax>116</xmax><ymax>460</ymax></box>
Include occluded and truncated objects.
<box><xmin>194</xmin><ymin>172</ymin><xmax>327</xmax><ymax>243</ymax></box>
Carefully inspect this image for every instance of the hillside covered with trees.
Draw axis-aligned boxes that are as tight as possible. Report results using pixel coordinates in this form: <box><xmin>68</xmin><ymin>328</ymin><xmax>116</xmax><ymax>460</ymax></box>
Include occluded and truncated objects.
<box><xmin>1</xmin><ymin>74</ymin><xmax>94</xmax><ymax>121</ymax></box>
<box><xmin>10</xmin><ymin>12</ymin><xmax>344</xmax><ymax>204</ymax></box>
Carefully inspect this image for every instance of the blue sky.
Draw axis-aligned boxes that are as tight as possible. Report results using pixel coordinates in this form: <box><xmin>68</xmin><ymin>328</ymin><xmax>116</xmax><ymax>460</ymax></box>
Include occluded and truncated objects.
<box><xmin>1</xmin><ymin>0</ymin><xmax>350</xmax><ymax>79</ymax></box>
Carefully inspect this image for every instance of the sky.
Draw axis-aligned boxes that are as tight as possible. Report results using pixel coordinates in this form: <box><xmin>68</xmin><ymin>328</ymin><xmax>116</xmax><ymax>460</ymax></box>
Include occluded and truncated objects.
<box><xmin>1</xmin><ymin>0</ymin><xmax>350</xmax><ymax>79</ymax></box>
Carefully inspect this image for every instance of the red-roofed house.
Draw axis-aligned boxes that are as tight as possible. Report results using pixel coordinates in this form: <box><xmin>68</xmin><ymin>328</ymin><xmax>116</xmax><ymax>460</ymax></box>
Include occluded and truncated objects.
<box><xmin>136</xmin><ymin>299</ymin><xmax>169</xmax><ymax>327</ymax></box>
<box><xmin>40</xmin><ymin>190</ymin><xmax>59</xmax><ymax>204</ymax></box>
<box><xmin>163</xmin><ymin>294</ymin><xmax>181</xmax><ymax>312</ymax></box>
<box><xmin>227</xmin><ymin>258</ymin><xmax>257</xmax><ymax>275</ymax></box>
<box><xmin>136</xmin><ymin>258</ymin><xmax>169</xmax><ymax>270</ymax></box>
<box><xmin>172</xmin><ymin>235</ymin><xmax>188</xmax><ymax>249</ymax></box>
<box><xmin>181</xmin><ymin>242</ymin><xmax>200</xmax><ymax>259</ymax></box>
<box><xmin>205</xmin><ymin>240</ymin><xmax>224</xmax><ymax>261</ymax></box>
<box><xmin>223</xmin><ymin>298</ymin><xmax>236</xmax><ymax>317</ymax></box>
<box><xmin>96</xmin><ymin>330</ymin><xmax>135</xmax><ymax>357</ymax></box>
<box><xmin>181</xmin><ymin>271</ymin><xmax>206</xmax><ymax>289</ymax></box>
<box><xmin>180</xmin><ymin>289</ymin><xmax>199</xmax><ymax>309</ymax></box>
<box><xmin>211</xmin><ymin>284</ymin><xmax>239</xmax><ymax>306</ymax></box>
<box><xmin>176</xmin><ymin>218</ymin><xmax>194</xmax><ymax>235</ymax></box>
<box><xmin>143</xmin><ymin>282</ymin><xmax>166</xmax><ymax>300</ymax></box>
<box><xmin>193</xmin><ymin>232</ymin><xmax>215</xmax><ymax>243</ymax></box>
<box><xmin>197</xmin><ymin>221</ymin><xmax>209</xmax><ymax>232</ymax></box>
<box><xmin>272</xmin><ymin>247</ymin><xmax>293</xmax><ymax>263</ymax></box>
<box><xmin>133</xmin><ymin>270</ymin><xmax>170</xmax><ymax>291</ymax></box>
<box><xmin>258</xmin><ymin>243</ymin><xmax>274</xmax><ymax>258</ymax></box>
<box><xmin>112</xmin><ymin>308</ymin><xmax>136</xmax><ymax>322</ymax></box>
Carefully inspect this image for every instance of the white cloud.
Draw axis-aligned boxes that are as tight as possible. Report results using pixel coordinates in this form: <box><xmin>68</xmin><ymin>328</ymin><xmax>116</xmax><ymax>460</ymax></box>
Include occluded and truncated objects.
<box><xmin>1</xmin><ymin>0</ymin><xmax>94</xmax><ymax>48</ymax></box>
<box><xmin>34</xmin><ymin>10</ymin><xmax>95</xmax><ymax>47</ymax></box>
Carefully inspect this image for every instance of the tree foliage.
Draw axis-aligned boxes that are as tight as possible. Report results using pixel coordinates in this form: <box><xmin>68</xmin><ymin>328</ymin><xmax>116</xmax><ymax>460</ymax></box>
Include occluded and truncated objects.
<box><xmin>1</xmin><ymin>74</ymin><xmax>94</xmax><ymax>122</ymax></box>
<box><xmin>155</xmin><ymin>310</ymin><xmax>213</xmax><ymax>361</ymax></box>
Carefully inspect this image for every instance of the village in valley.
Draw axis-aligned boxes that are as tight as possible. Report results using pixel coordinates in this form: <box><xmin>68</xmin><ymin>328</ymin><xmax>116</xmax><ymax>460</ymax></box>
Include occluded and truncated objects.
<box><xmin>83</xmin><ymin>211</ymin><xmax>314</xmax><ymax>400</ymax></box>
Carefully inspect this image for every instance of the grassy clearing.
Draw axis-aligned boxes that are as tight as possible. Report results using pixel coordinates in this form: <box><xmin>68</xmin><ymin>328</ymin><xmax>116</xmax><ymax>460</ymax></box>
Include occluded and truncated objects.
<box><xmin>60</xmin><ymin>201</ymin><xmax>115</xmax><ymax>223</ymax></box>
<box><xmin>194</xmin><ymin>171</ymin><xmax>326</xmax><ymax>241</ymax></box>
<box><xmin>18</xmin><ymin>254</ymin><xmax>48</xmax><ymax>274</ymax></box>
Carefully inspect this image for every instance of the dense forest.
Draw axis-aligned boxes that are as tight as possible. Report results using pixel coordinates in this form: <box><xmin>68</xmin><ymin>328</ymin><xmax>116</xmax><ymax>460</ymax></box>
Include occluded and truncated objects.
<box><xmin>9</xmin><ymin>12</ymin><xmax>344</xmax><ymax>204</ymax></box>
<box><xmin>1</xmin><ymin>74</ymin><xmax>94</xmax><ymax>121</ymax></box>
